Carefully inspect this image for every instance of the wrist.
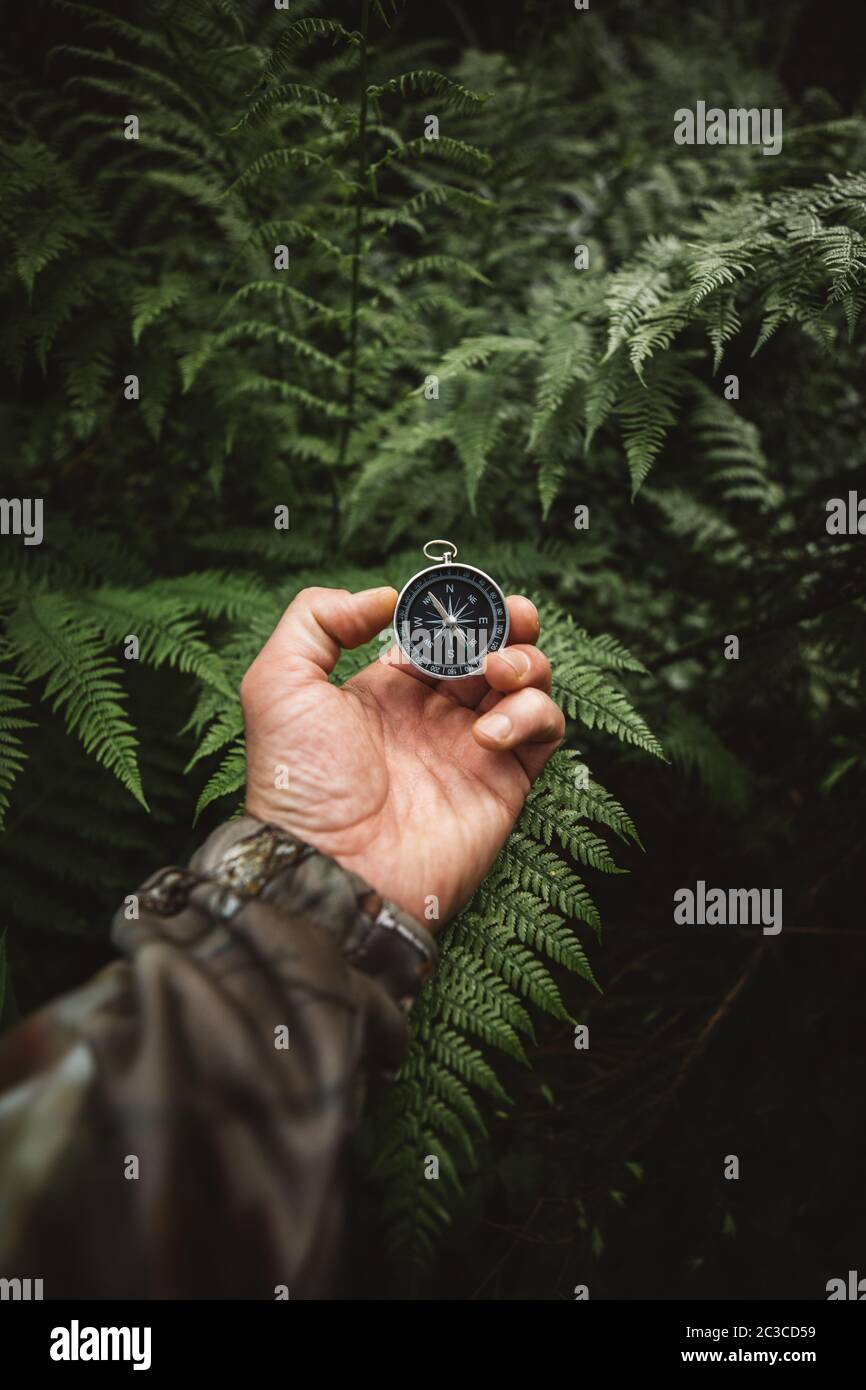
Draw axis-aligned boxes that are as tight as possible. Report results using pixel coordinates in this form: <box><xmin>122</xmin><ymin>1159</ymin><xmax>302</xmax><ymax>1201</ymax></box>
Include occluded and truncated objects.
<box><xmin>244</xmin><ymin>792</ymin><xmax>450</xmax><ymax>933</ymax></box>
<box><xmin>189</xmin><ymin>814</ymin><xmax>437</xmax><ymax>1011</ymax></box>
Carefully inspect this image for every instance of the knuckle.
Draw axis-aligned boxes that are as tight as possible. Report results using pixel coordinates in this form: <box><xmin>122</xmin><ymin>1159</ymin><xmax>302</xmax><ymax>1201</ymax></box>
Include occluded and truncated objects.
<box><xmin>302</xmin><ymin>584</ymin><xmax>348</xmax><ymax>602</ymax></box>
<box><xmin>292</xmin><ymin>585</ymin><xmax>325</xmax><ymax>607</ymax></box>
<box><xmin>531</xmin><ymin>648</ymin><xmax>553</xmax><ymax>683</ymax></box>
<box><xmin>533</xmin><ymin>689</ymin><xmax>563</xmax><ymax>736</ymax></box>
<box><xmin>528</xmin><ymin>686</ymin><xmax>553</xmax><ymax>717</ymax></box>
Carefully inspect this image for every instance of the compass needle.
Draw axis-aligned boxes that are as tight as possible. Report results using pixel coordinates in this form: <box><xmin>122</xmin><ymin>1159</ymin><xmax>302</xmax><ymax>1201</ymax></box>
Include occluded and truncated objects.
<box><xmin>427</xmin><ymin>591</ymin><xmax>453</xmax><ymax>625</ymax></box>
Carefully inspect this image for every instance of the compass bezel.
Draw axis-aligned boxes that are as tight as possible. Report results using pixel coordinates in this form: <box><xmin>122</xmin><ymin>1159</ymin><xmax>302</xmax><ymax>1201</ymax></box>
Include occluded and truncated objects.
<box><xmin>393</xmin><ymin>560</ymin><xmax>511</xmax><ymax>680</ymax></box>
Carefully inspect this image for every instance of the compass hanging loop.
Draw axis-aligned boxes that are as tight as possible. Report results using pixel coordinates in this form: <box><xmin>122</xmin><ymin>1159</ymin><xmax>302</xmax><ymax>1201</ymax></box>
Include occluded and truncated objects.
<box><xmin>423</xmin><ymin>538</ymin><xmax>458</xmax><ymax>565</ymax></box>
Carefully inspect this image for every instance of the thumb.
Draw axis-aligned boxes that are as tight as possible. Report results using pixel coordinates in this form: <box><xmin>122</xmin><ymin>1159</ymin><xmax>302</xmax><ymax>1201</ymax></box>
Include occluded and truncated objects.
<box><xmin>253</xmin><ymin>585</ymin><xmax>397</xmax><ymax>683</ymax></box>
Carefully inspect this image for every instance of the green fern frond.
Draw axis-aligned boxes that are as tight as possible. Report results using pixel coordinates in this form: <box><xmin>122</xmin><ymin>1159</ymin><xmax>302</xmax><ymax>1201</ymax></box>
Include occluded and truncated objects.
<box><xmin>223</xmin><ymin>148</ymin><xmax>355</xmax><ymax>199</ymax></box>
<box><xmin>193</xmin><ymin>739</ymin><xmax>246</xmax><ymax>823</ymax></box>
<box><xmin>498</xmin><ymin>831</ymin><xmax>602</xmax><ymax>934</ymax></box>
<box><xmin>664</xmin><ymin>709</ymin><xmax>755</xmax><ymax>813</ymax></box>
<box><xmin>458</xmin><ymin>911</ymin><xmax>569</xmax><ymax>1019</ymax></box>
<box><xmin>536</xmin><ymin>412</ymin><xmax>581</xmax><ymax>518</ymax></box>
<box><xmin>50</xmin><ymin>2</ymin><xmax>175</xmax><ymax>57</ymax></box>
<box><xmin>240</xmin><ymin>219</ymin><xmax>346</xmax><ymax>264</ymax></box>
<box><xmin>6</xmin><ymin>596</ymin><xmax>146</xmax><ymax>807</ymax></box>
<box><xmin>371</xmin><ymin>135</ymin><xmax>492</xmax><ymax>177</ymax></box>
<box><xmin>150</xmin><ymin>570</ymin><xmax>279</xmax><ymax>623</ymax></box>
<box><xmin>131</xmin><ymin>275</ymin><xmax>194</xmax><ymax>344</ymax></box>
<box><xmin>451</xmin><ymin>370</ymin><xmax>506</xmax><ymax>509</ymax></box>
<box><xmin>53</xmin><ymin>45</ymin><xmax>208</xmax><ymax>120</ymax></box>
<box><xmin>180</xmin><ymin>320</ymin><xmax>344</xmax><ymax>391</ymax></box>
<box><xmin>186</xmin><ymin>706</ymin><xmax>245</xmax><ymax>772</ymax></box>
<box><xmin>616</xmin><ymin>356</ymin><xmax>686</xmax><ymax>496</ymax></box>
<box><xmin>650</xmin><ymin>487</ymin><xmax>739</xmax><ymax>549</ymax></box>
<box><xmin>529</xmin><ymin>321</ymin><xmax>593</xmax><ymax>448</ymax></box>
<box><xmin>481</xmin><ymin>878</ymin><xmax>600</xmax><ymax>983</ymax></box>
<box><xmin>603</xmin><ymin>256</ymin><xmax>673</xmax><ymax>360</ymax></box>
<box><xmin>0</xmin><ymin>663</ymin><xmax>33</xmax><ymax>829</ymax></box>
<box><xmin>260</xmin><ymin>18</ymin><xmax>363</xmax><ymax>85</ymax></box>
<box><xmin>425</xmin><ymin>1025</ymin><xmax>510</xmax><ymax>1102</ymax></box>
<box><xmin>701</xmin><ymin>290</ymin><xmax>742</xmax><ymax>372</ymax></box>
<box><xmin>685</xmin><ymin>237</ymin><xmax>762</xmax><ymax>305</ymax></box>
<box><xmin>397</xmin><ymin>254</ymin><xmax>492</xmax><ymax>287</ymax></box>
<box><xmin>540</xmin><ymin>607</ymin><xmax>649</xmax><ymax>675</ymax></box>
<box><xmin>432</xmin><ymin>953</ymin><xmax>531</xmax><ymax>1063</ymax></box>
<box><xmin>690</xmin><ymin>387</ymin><xmax>783</xmax><ymax>509</ymax></box>
<box><xmin>627</xmin><ymin>288</ymin><xmax>692</xmax><ymax>380</ymax></box>
<box><xmin>553</xmin><ymin>662</ymin><xmax>665</xmax><ymax>759</ymax></box>
<box><xmin>520</xmin><ymin>801</ymin><xmax>626</xmax><ymax>874</ymax></box>
<box><xmin>420</xmin><ymin>334</ymin><xmax>538</xmax><ymax>385</ymax></box>
<box><xmin>220</xmin><ymin>280</ymin><xmax>337</xmax><ymax>322</ymax></box>
<box><xmin>29</xmin><ymin>263</ymin><xmax>101</xmax><ymax>368</ymax></box>
<box><xmin>375</xmin><ymin>183</ymin><xmax>492</xmax><ymax>228</ymax></box>
<box><xmin>226</xmin><ymin>82</ymin><xmax>337</xmax><ymax>132</ymax></box>
<box><xmin>533</xmin><ymin>750</ymin><xmax>643</xmax><ymax>846</ymax></box>
<box><xmin>74</xmin><ymin>586</ymin><xmax>232</xmax><ymax>694</ymax></box>
<box><xmin>584</xmin><ymin>351</ymin><xmax>628</xmax><ymax>451</ymax></box>
<box><xmin>368</xmin><ymin>70</ymin><xmax>490</xmax><ymax>115</ymax></box>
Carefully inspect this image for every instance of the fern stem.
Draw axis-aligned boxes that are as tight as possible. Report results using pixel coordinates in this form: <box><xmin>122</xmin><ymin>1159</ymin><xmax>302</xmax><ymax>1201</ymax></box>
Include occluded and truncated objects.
<box><xmin>335</xmin><ymin>0</ymin><xmax>372</xmax><ymax>527</ymax></box>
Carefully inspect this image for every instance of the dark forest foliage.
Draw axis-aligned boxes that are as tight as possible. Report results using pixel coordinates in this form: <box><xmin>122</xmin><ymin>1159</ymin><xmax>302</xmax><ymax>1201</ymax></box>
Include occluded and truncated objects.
<box><xmin>1</xmin><ymin>0</ymin><xmax>864</xmax><ymax>1295</ymax></box>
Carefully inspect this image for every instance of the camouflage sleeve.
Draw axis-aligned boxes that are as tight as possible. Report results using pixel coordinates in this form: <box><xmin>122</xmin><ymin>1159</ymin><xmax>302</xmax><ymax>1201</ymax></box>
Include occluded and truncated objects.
<box><xmin>0</xmin><ymin>817</ymin><xmax>436</xmax><ymax>1299</ymax></box>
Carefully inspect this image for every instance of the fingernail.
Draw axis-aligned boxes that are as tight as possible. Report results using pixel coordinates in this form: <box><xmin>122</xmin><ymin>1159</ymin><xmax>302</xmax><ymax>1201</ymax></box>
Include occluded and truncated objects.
<box><xmin>478</xmin><ymin>712</ymin><xmax>512</xmax><ymax>743</ymax></box>
<box><xmin>501</xmin><ymin>649</ymin><xmax>530</xmax><ymax>678</ymax></box>
<box><xmin>356</xmin><ymin>586</ymin><xmax>395</xmax><ymax>599</ymax></box>
<box><xmin>520</xmin><ymin>598</ymin><xmax>539</xmax><ymax>632</ymax></box>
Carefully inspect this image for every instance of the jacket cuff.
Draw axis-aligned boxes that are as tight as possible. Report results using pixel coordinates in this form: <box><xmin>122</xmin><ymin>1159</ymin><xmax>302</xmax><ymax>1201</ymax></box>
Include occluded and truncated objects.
<box><xmin>118</xmin><ymin>816</ymin><xmax>437</xmax><ymax>1013</ymax></box>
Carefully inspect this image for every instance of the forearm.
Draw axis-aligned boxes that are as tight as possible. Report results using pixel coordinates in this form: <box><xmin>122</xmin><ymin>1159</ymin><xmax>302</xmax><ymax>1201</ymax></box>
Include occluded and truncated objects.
<box><xmin>0</xmin><ymin>817</ymin><xmax>435</xmax><ymax>1299</ymax></box>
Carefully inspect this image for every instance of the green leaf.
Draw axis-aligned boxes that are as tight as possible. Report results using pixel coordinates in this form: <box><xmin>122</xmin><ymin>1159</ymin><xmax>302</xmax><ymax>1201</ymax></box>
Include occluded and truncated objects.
<box><xmin>368</xmin><ymin>71</ymin><xmax>490</xmax><ymax>115</ymax></box>
<box><xmin>0</xmin><ymin>662</ymin><xmax>33</xmax><ymax>830</ymax></box>
<box><xmin>193</xmin><ymin>740</ymin><xmax>246</xmax><ymax>823</ymax></box>
<box><xmin>7</xmin><ymin>597</ymin><xmax>147</xmax><ymax>808</ymax></box>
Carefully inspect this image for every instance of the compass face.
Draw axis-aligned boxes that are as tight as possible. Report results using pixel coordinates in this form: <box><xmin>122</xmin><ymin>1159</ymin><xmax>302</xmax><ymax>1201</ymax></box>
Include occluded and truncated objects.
<box><xmin>394</xmin><ymin>562</ymin><xmax>510</xmax><ymax>679</ymax></box>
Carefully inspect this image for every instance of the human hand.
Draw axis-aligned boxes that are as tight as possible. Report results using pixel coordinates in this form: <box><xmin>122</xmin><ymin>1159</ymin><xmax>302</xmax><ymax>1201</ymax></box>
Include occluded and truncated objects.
<box><xmin>241</xmin><ymin>586</ymin><xmax>564</xmax><ymax>926</ymax></box>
